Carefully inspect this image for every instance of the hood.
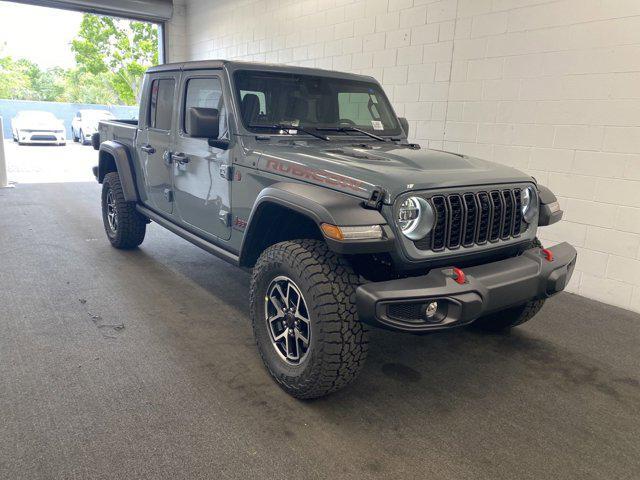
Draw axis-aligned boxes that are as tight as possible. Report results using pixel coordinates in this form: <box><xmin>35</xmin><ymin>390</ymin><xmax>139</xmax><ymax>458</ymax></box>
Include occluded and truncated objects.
<box><xmin>16</xmin><ymin>119</ymin><xmax>64</xmax><ymax>131</ymax></box>
<box><xmin>255</xmin><ymin>142</ymin><xmax>533</xmax><ymax>203</ymax></box>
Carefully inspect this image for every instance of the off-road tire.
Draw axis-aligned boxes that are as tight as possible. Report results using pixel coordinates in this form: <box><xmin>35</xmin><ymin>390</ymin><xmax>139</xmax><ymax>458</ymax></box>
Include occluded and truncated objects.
<box><xmin>101</xmin><ymin>172</ymin><xmax>146</xmax><ymax>249</ymax></box>
<box><xmin>250</xmin><ymin>240</ymin><xmax>369</xmax><ymax>399</ymax></box>
<box><xmin>472</xmin><ymin>238</ymin><xmax>546</xmax><ymax>332</ymax></box>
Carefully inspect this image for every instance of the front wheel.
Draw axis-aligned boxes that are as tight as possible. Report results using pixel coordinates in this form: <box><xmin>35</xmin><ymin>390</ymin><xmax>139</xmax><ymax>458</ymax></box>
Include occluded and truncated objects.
<box><xmin>101</xmin><ymin>172</ymin><xmax>146</xmax><ymax>249</ymax></box>
<box><xmin>250</xmin><ymin>240</ymin><xmax>368</xmax><ymax>399</ymax></box>
<box><xmin>80</xmin><ymin>130</ymin><xmax>87</xmax><ymax>145</ymax></box>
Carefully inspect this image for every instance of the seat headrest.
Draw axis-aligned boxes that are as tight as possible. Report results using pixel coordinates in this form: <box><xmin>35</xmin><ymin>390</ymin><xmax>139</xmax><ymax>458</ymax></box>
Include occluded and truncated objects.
<box><xmin>241</xmin><ymin>94</ymin><xmax>261</xmax><ymax>125</ymax></box>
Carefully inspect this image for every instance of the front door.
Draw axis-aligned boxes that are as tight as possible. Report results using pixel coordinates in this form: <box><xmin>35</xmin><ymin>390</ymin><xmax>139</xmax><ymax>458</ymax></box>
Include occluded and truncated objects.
<box><xmin>137</xmin><ymin>74</ymin><xmax>178</xmax><ymax>215</ymax></box>
<box><xmin>173</xmin><ymin>74</ymin><xmax>232</xmax><ymax>240</ymax></box>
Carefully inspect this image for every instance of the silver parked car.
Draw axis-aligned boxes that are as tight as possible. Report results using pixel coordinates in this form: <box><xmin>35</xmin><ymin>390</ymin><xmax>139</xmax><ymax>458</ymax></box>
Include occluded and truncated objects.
<box><xmin>11</xmin><ymin>110</ymin><xmax>66</xmax><ymax>146</ymax></box>
<box><xmin>71</xmin><ymin>109</ymin><xmax>115</xmax><ymax>145</ymax></box>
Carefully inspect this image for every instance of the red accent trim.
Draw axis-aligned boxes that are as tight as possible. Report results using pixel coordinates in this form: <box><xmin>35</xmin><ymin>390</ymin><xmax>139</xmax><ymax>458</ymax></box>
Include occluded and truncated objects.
<box><xmin>452</xmin><ymin>267</ymin><xmax>466</xmax><ymax>284</ymax></box>
<box><xmin>541</xmin><ymin>248</ymin><xmax>554</xmax><ymax>262</ymax></box>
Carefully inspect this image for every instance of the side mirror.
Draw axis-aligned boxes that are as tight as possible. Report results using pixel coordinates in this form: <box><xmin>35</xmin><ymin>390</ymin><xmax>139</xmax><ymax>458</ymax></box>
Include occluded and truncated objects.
<box><xmin>398</xmin><ymin>117</ymin><xmax>409</xmax><ymax>136</ymax></box>
<box><xmin>186</xmin><ymin>107</ymin><xmax>219</xmax><ymax>139</ymax></box>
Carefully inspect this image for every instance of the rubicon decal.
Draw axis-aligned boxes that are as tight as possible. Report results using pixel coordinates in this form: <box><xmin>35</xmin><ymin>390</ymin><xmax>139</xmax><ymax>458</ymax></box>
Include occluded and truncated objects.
<box><xmin>265</xmin><ymin>158</ymin><xmax>364</xmax><ymax>192</ymax></box>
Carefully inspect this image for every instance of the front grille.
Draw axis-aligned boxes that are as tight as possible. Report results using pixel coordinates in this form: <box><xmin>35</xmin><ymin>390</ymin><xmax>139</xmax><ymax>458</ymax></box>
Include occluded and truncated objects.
<box><xmin>31</xmin><ymin>135</ymin><xmax>57</xmax><ymax>141</ymax></box>
<box><xmin>414</xmin><ymin>187</ymin><xmax>525</xmax><ymax>251</ymax></box>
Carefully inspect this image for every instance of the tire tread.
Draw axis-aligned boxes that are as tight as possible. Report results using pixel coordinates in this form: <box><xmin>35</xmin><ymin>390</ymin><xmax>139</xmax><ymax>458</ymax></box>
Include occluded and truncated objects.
<box><xmin>250</xmin><ymin>239</ymin><xmax>368</xmax><ymax>399</ymax></box>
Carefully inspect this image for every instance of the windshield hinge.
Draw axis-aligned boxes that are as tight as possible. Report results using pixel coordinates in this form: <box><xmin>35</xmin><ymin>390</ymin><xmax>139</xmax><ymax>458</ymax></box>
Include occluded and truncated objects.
<box><xmin>220</xmin><ymin>164</ymin><xmax>234</xmax><ymax>180</ymax></box>
<box><xmin>363</xmin><ymin>186</ymin><xmax>386</xmax><ymax>211</ymax></box>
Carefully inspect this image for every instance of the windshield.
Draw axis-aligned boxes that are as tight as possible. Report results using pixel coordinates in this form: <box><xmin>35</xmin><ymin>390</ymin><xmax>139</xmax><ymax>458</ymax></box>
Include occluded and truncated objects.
<box><xmin>233</xmin><ymin>70</ymin><xmax>401</xmax><ymax>137</ymax></box>
<box><xmin>19</xmin><ymin>111</ymin><xmax>57</xmax><ymax>122</ymax></box>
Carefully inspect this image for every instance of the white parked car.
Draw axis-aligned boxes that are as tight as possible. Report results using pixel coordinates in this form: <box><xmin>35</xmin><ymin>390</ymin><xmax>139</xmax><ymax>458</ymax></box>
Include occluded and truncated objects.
<box><xmin>11</xmin><ymin>111</ymin><xmax>66</xmax><ymax>146</ymax></box>
<box><xmin>71</xmin><ymin>110</ymin><xmax>115</xmax><ymax>145</ymax></box>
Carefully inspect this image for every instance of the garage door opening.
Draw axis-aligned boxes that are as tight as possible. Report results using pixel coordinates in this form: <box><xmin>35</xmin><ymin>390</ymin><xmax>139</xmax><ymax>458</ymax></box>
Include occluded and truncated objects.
<box><xmin>0</xmin><ymin>1</ymin><xmax>165</xmax><ymax>184</ymax></box>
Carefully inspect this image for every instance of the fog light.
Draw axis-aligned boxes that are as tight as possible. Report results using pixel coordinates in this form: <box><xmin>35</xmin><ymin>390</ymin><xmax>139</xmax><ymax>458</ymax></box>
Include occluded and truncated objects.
<box><xmin>425</xmin><ymin>301</ymin><xmax>438</xmax><ymax>318</ymax></box>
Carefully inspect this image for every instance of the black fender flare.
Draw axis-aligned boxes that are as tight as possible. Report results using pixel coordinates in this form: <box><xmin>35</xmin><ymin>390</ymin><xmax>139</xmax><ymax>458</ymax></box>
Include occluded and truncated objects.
<box><xmin>98</xmin><ymin>141</ymin><xmax>139</xmax><ymax>202</ymax></box>
<box><xmin>239</xmin><ymin>182</ymin><xmax>394</xmax><ymax>265</ymax></box>
<box><xmin>537</xmin><ymin>184</ymin><xmax>563</xmax><ymax>226</ymax></box>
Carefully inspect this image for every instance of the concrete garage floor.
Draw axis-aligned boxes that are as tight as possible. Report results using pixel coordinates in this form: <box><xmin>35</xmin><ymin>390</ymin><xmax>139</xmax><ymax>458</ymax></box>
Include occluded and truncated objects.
<box><xmin>1</xmin><ymin>181</ymin><xmax>639</xmax><ymax>480</ymax></box>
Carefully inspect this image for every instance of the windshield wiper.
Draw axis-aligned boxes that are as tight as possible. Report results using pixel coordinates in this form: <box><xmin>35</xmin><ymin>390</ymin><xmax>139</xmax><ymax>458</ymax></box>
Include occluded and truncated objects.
<box><xmin>248</xmin><ymin>123</ymin><xmax>329</xmax><ymax>141</ymax></box>
<box><xmin>315</xmin><ymin>126</ymin><xmax>388</xmax><ymax>142</ymax></box>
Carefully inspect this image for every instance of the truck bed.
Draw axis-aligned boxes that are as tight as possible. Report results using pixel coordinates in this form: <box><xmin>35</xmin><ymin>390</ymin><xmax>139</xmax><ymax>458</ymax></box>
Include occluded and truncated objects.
<box><xmin>97</xmin><ymin>119</ymin><xmax>138</xmax><ymax>149</ymax></box>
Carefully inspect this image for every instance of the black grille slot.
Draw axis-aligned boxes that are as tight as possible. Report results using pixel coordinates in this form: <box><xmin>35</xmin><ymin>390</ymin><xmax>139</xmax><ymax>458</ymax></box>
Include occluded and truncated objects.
<box><xmin>447</xmin><ymin>194</ymin><xmax>463</xmax><ymax>249</ymax></box>
<box><xmin>462</xmin><ymin>193</ymin><xmax>478</xmax><ymax>247</ymax></box>
<box><xmin>501</xmin><ymin>190</ymin><xmax>514</xmax><ymax>240</ymax></box>
<box><xmin>513</xmin><ymin>189</ymin><xmax>522</xmax><ymax>236</ymax></box>
<box><xmin>413</xmin><ymin>186</ymin><xmax>527</xmax><ymax>251</ymax></box>
<box><xmin>431</xmin><ymin>196</ymin><xmax>447</xmax><ymax>251</ymax></box>
<box><xmin>489</xmin><ymin>191</ymin><xmax>503</xmax><ymax>242</ymax></box>
<box><xmin>477</xmin><ymin>192</ymin><xmax>491</xmax><ymax>244</ymax></box>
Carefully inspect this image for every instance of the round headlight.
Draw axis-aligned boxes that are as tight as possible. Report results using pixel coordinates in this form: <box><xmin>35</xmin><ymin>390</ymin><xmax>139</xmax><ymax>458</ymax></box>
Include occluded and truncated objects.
<box><xmin>397</xmin><ymin>196</ymin><xmax>435</xmax><ymax>240</ymax></box>
<box><xmin>521</xmin><ymin>186</ymin><xmax>538</xmax><ymax>223</ymax></box>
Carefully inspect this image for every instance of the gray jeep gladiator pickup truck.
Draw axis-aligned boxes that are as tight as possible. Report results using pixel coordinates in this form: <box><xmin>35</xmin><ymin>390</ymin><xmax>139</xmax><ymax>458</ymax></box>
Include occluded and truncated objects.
<box><xmin>93</xmin><ymin>60</ymin><xmax>576</xmax><ymax>399</ymax></box>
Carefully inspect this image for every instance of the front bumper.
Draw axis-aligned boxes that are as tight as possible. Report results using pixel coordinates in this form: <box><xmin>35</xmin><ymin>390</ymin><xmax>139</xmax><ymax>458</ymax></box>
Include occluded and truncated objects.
<box><xmin>356</xmin><ymin>242</ymin><xmax>577</xmax><ymax>333</ymax></box>
<box><xmin>18</xmin><ymin>130</ymin><xmax>66</xmax><ymax>144</ymax></box>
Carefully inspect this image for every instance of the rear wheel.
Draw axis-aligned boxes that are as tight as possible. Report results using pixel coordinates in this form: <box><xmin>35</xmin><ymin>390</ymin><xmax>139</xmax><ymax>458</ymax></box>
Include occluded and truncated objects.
<box><xmin>472</xmin><ymin>238</ymin><xmax>546</xmax><ymax>332</ymax></box>
<box><xmin>250</xmin><ymin>240</ymin><xmax>368</xmax><ymax>399</ymax></box>
<box><xmin>101</xmin><ymin>172</ymin><xmax>146</xmax><ymax>249</ymax></box>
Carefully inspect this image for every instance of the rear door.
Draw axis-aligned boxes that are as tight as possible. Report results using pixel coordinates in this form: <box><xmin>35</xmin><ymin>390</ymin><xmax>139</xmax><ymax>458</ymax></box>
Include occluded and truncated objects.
<box><xmin>172</xmin><ymin>72</ymin><xmax>232</xmax><ymax>240</ymax></box>
<box><xmin>136</xmin><ymin>73</ymin><xmax>179</xmax><ymax>215</ymax></box>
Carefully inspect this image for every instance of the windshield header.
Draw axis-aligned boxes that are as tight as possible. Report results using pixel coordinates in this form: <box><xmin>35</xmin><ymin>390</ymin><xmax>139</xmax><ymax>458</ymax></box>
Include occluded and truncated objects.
<box><xmin>233</xmin><ymin>70</ymin><xmax>401</xmax><ymax>138</ymax></box>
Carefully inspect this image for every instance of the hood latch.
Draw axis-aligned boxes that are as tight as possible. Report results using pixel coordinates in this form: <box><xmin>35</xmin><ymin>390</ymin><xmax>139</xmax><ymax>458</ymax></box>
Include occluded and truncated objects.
<box><xmin>363</xmin><ymin>186</ymin><xmax>386</xmax><ymax>211</ymax></box>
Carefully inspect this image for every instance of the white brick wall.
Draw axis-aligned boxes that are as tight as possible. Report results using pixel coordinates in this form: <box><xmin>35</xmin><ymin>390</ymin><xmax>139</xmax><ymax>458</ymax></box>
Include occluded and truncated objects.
<box><xmin>176</xmin><ymin>0</ymin><xmax>640</xmax><ymax>313</ymax></box>
<box><xmin>165</xmin><ymin>0</ymin><xmax>187</xmax><ymax>63</ymax></box>
<box><xmin>443</xmin><ymin>0</ymin><xmax>640</xmax><ymax>312</ymax></box>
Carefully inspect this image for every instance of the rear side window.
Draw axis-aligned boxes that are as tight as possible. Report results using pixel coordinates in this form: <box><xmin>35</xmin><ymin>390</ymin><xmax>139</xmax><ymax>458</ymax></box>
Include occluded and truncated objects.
<box><xmin>149</xmin><ymin>78</ymin><xmax>175</xmax><ymax>130</ymax></box>
<box><xmin>183</xmin><ymin>77</ymin><xmax>227</xmax><ymax>136</ymax></box>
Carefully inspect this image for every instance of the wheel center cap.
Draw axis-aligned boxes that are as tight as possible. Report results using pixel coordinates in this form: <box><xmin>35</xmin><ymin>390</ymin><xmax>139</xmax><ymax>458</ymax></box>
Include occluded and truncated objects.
<box><xmin>285</xmin><ymin>312</ymin><xmax>296</xmax><ymax>328</ymax></box>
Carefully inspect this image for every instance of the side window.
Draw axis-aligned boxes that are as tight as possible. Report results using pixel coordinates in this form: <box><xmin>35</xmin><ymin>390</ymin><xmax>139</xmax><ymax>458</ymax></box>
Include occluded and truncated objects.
<box><xmin>183</xmin><ymin>77</ymin><xmax>227</xmax><ymax>137</ymax></box>
<box><xmin>149</xmin><ymin>78</ymin><xmax>175</xmax><ymax>130</ymax></box>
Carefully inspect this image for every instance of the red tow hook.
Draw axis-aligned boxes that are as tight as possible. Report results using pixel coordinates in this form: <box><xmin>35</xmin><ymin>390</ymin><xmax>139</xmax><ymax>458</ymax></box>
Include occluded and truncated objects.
<box><xmin>541</xmin><ymin>248</ymin><xmax>554</xmax><ymax>262</ymax></box>
<box><xmin>452</xmin><ymin>267</ymin><xmax>466</xmax><ymax>285</ymax></box>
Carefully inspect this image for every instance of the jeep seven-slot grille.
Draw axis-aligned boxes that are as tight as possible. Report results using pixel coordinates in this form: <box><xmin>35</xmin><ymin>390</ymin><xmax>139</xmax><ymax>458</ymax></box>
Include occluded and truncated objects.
<box><xmin>414</xmin><ymin>188</ymin><xmax>524</xmax><ymax>251</ymax></box>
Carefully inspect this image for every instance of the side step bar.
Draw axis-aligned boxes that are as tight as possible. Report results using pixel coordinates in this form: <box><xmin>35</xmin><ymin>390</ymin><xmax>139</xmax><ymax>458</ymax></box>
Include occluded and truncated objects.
<box><xmin>136</xmin><ymin>205</ymin><xmax>240</xmax><ymax>267</ymax></box>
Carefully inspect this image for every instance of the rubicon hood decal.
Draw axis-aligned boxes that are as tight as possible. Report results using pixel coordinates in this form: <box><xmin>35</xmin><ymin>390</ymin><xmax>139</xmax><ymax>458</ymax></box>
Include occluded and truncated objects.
<box><xmin>261</xmin><ymin>155</ymin><xmax>375</xmax><ymax>198</ymax></box>
<box><xmin>256</xmin><ymin>143</ymin><xmax>533</xmax><ymax>203</ymax></box>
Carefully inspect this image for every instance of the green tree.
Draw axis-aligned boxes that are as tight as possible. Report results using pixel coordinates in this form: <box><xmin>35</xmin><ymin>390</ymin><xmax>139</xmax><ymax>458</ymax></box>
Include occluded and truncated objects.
<box><xmin>0</xmin><ymin>56</ymin><xmax>64</xmax><ymax>101</ymax></box>
<box><xmin>71</xmin><ymin>14</ymin><xmax>158</xmax><ymax>105</ymax></box>
<box><xmin>59</xmin><ymin>69</ymin><xmax>118</xmax><ymax>105</ymax></box>
<box><xmin>0</xmin><ymin>56</ymin><xmax>29</xmax><ymax>99</ymax></box>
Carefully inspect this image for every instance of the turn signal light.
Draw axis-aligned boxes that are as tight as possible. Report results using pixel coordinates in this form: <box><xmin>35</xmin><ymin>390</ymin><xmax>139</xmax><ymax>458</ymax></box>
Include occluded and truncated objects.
<box><xmin>320</xmin><ymin>223</ymin><xmax>383</xmax><ymax>241</ymax></box>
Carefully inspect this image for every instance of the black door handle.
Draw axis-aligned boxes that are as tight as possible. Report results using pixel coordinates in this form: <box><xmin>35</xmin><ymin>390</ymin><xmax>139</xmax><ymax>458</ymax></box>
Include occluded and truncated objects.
<box><xmin>140</xmin><ymin>144</ymin><xmax>155</xmax><ymax>154</ymax></box>
<box><xmin>171</xmin><ymin>152</ymin><xmax>190</xmax><ymax>165</ymax></box>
